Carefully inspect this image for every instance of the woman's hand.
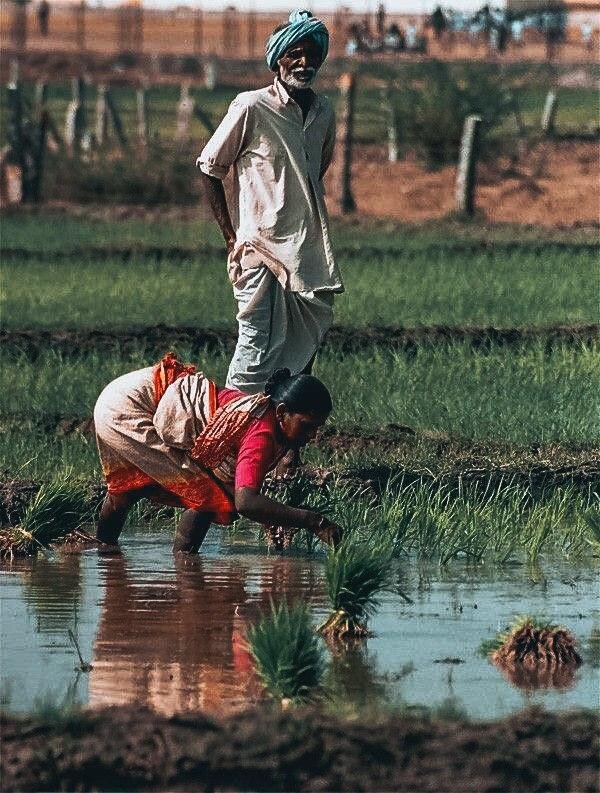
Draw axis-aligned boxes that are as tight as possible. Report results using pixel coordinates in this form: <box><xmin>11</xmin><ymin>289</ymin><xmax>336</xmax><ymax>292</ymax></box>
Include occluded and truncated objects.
<box><xmin>308</xmin><ymin>513</ymin><xmax>343</xmax><ymax>548</ymax></box>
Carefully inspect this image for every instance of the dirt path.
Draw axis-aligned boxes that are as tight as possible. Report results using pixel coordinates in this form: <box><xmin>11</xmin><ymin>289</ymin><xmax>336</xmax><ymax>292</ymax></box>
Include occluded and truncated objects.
<box><xmin>2</xmin><ymin>705</ymin><xmax>597</xmax><ymax>792</ymax></box>
<box><xmin>3</xmin><ymin>324</ymin><xmax>598</xmax><ymax>357</ymax></box>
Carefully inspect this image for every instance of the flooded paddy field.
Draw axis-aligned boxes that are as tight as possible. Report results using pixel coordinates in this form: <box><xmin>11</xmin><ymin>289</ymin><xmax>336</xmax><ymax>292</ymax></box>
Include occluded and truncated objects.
<box><xmin>1</xmin><ymin>213</ymin><xmax>598</xmax><ymax>789</ymax></box>
<box><xmin>2</xmin><ymin>526</ymin><xmax>598</xmax><ymax>720</ymax></box>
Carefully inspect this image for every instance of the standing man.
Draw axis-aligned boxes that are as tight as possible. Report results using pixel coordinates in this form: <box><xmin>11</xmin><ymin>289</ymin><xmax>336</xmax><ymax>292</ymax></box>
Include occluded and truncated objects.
<box><xmin>196</xmin><ymin>9</ymin><xmax>343</xmax><ymax>395</ymax></box>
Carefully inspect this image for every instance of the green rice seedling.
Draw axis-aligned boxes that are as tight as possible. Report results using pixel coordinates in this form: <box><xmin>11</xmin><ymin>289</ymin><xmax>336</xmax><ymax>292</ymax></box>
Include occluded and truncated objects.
<box><xmin>583</xmin><ymin>499</ymin><xmax>600</xmax><ymax>555</ymax></box>
<box><xmin>0</xmin><ymin>480</ymin><xmax>91</xmax><ymax>559</ymax></box>
<box><xmin>318</xmin><ymin>540</ymin><xmax>394</xmax><ymax>640</ymax></box>
<box><xmin>246</xmin><ymin>600</ymin><xmax>324</xmax><ymax>704</ymax></box>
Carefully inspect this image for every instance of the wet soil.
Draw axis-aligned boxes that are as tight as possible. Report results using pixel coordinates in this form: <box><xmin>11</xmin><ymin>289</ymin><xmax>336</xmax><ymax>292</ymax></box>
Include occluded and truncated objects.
<box><xmin>2</xmin><ymin>705</ymin><xmax>598</xmax><ymax>792</ymax></box>
<box><xmin>3</xmin><ymin>323</ymin><xmax>598</xmax><ymax>358</ymax></box>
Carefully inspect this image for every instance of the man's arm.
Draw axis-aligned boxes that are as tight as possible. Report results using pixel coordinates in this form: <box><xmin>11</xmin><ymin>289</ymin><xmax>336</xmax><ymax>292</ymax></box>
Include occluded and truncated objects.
<box><xmin>196</xmin><ymin>94</ymin><xmax>251</xmax><ymax>252</ymax></box>
<box><xmin>199</xmin><ymin>173</ymin><xmax>236</xmax><ymax>254</ymax></box>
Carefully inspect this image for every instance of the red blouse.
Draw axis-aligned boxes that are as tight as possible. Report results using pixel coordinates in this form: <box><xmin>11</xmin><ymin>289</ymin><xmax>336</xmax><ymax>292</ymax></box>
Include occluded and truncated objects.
<box><xmin>218</xmin><ymin>388</ymin><xmax>280</xmax><ymax>491</ymax></box>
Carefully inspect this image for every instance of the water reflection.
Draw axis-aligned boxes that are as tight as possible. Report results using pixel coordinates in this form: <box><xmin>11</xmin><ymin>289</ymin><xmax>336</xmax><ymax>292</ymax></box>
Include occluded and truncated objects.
<box><xmin>89</xmin><ymin>551</ymin><xmax>256</xmax><ymax>715</ymax></box>
<box><xmin>18</xmin><ymin>553</ymin><xmax>82</xmax><ymax>632</ymax></box>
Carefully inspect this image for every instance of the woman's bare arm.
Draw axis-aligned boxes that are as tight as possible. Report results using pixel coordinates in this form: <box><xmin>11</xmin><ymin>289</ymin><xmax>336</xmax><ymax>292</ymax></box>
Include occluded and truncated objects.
<box><xmin>235</xmin><ymin>486</ymin><xmax>342</xmax><ymax>545</ymax></box>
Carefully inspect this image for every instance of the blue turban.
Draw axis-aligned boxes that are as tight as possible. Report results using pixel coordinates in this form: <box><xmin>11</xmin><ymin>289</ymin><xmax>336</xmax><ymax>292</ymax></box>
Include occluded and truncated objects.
<box><xmin>266</xmin><ymin>9</ymin><xmax>329</xmax><ymax>71</ymax></box>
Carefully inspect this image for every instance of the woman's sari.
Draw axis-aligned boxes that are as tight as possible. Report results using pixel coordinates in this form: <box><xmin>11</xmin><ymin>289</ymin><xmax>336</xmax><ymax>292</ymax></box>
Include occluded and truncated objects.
<box><xmin>94</xmin><ymin>353</ymin><xmax>282</xmax><ymax>524</ymax></box>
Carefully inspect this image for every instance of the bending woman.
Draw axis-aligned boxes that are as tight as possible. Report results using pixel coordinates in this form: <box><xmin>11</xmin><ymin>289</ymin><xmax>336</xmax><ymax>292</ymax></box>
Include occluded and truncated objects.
<box><xmin>94</xmin><ymin>354</ymin><xmax>341</xmax><ymax>552</ymax></box>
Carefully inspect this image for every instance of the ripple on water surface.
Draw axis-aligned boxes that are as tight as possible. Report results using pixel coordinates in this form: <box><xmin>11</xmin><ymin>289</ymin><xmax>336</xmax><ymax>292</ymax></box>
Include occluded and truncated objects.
<box><xmin>1</xmin><ymin>527</ymin><xmax>598</xmax><ymax>718</ymax></box>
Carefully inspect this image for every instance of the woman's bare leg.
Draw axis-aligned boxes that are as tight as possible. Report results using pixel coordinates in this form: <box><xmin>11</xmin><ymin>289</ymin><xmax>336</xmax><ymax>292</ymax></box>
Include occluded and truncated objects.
<box><xmin>96</xmin><ymin>487</ymin><xmax>150</xmax><ymax>544</ymax></box>
<box><xmin>173</xmin><ymin>510</ymin><xmax>213</xmax><ymax>554</ymax></box>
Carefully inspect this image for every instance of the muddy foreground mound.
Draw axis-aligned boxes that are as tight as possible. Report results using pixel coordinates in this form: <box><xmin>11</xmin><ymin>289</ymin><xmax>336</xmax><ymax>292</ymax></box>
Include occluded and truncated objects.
<box><xmin>2</xmin><ymin>705</ymin><xmax>597</xmax><ymax>792</ymax></box>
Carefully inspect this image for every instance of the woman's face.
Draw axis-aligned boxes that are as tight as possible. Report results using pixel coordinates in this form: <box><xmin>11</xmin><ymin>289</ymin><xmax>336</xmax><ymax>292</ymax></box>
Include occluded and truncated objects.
<box><xmin>275</xmin><ymin>404</ymin><xmax>327</xmax><ymax>449</ymax></box>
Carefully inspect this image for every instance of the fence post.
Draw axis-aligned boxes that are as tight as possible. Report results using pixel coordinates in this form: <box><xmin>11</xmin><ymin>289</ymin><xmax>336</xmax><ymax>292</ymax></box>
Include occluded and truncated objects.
<box><xmin>383</xmin><ymin>85</ymin><xmax>399</xmax><ymax>163</ymax></box>
<box><xmin>6</xmin><ymin>60</ymin><xmax>25</xmax><ymax>200</ymax></box>
<box><xmin>30</xmin><ymin>108</ymin><xmax>49</xmax><ymax>202</ymax></box>
<box><xmin>193</xmin><ymin>7</ymin><xmax>203</xmax><ymax>55</ymax></box>
<box><xmin>105</xmin><ymin>88</ymin><xmax>127</xmax><ymax>149</ymax></box>
<box><xmin>337</xmin><ymin>73</ymin><xmax>356</xmax><ymax>214</ymax></box>
<box><xmin>176</xmin><ymin>82</ymin><xmax>194</xmax><ymax>142</ymax></box>
<box><xmin>75</xmin><ymin>0</ymin><xmax>86</xmax><ymax>50</ymax></box>
<box><xmin>95</xmin><ymin>84</ymin><xmax>109</xmax><ymax>146</ymax></box>
<box><xmin>65</xmin><ymin>76</ymin><xmax>86</xmax><ymax>153</ymax></box>
<box><xmin>204</xmin><ymin>58</ymin><xmax>217</xmax><ymax>90</ymax></box>
<box><xmin>247</xmin><ymin>9</ymin><xmax>256</xmax><ymax>58</ymax></box>
<box><xmin>455</xmin><ymin>114</ymin><xmax>482</xmax><ymax>217</ymax></box>
<box><xmin>10</xmin><ymin>0</ymin><xmax>27</xmax><ymax>51</ymax></box>
<box><xmin>541</xmin><ymin>90</ymin><xmax>558</xmax><ymax>135</ymax></box>
<box><xmin>136</xmin><ymin>85</ymin><xmax>148</xmax><ymax>144</ymax></box>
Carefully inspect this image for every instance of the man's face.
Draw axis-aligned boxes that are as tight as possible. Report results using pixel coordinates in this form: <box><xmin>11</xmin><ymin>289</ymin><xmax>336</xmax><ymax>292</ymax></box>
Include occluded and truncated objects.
<box><xmin>277</xmin><ymin>36</ymin><xmax>324</xmax><ymax>91</ymax></box>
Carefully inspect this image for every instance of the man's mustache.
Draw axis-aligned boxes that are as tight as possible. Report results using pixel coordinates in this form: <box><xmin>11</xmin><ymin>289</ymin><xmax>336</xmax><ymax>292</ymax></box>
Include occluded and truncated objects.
<box><xmin>292</xmin><ymin>67</ymin><xmax>316</xmax><ymax>78</ymax></box>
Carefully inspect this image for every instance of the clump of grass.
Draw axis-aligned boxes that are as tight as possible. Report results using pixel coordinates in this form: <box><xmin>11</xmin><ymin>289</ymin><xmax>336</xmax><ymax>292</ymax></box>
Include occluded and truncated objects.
<box><xmin>318</xmin><ymin>540</ymin><xmax>393</xmax><ymax>641</ymax></box>
<box><xmin>0</xmin><ymin>480</ymin><xmax>91</xmax><ymax>559</ymax></box>
<box><xmin>246</xmin><ymin>600</ymin><xmax>324</xmax><ymax>704</ymax></box>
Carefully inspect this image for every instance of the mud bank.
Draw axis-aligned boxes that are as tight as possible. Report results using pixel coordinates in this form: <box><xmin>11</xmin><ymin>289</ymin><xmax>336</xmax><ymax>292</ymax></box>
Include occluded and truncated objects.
<box><xmin>1</xmin><ymin>443</ymin><xmax>598</xmax><ymax>526</ymax></box>
<box><xmin>2</xmin><ymin>705</ymin><xmax>597</xmax><ymax>792</ymax></box>
<box><xmin>3</xmin><ymin>323</ymin><xmax>598</xmax><ymax>358</ymax></box>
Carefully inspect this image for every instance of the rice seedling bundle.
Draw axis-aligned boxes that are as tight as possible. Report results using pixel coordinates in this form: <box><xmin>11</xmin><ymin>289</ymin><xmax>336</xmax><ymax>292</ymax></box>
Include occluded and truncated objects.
<box><xmin>318</xmin><ymin>540</ymin><xmax>393</xmax><ymax>640</ymax></box>
<box><xmin>0</xmin><ymin>480</ymin><xmax>92</xmax><ymax>559</ymax></box>
<box><xmin>246</xmin><ymin>600</ymin><xmax>324</xmax><ymax>703</ymax></box>
<box><xmin>481</xmin><ymin>616</ymin><xmax>582</xmax><ymax>689</ymax></box>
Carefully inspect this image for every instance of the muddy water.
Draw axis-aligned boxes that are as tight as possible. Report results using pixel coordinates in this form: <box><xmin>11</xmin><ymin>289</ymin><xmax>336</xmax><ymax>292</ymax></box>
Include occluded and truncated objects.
<box><xmin>1</xmin><ymin>526</ymin><xmax>598</xmax><ymax>719</ymax></box>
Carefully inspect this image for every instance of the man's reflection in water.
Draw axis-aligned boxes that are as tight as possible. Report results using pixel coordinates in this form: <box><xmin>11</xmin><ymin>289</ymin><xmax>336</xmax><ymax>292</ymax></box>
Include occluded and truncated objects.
<box><xmin>89</xmin><ymin>547</ymin><xmax>321</xmax><ymax>715</ymax></box>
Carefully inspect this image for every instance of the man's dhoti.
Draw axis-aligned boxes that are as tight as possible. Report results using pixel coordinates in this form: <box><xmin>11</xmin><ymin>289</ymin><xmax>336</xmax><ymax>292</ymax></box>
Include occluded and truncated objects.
<box><xmin>226</xmin><ymin>266</ymin><xmax>334</xmax><ymax>394</ymax></box>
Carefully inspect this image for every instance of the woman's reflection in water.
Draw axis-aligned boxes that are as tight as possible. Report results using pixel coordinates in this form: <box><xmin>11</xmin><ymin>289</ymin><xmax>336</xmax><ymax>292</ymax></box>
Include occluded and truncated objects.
<box><xmin>89</xmin><ymin>549</ymin><xmax>256</xmax><ymax>715</ymax></box>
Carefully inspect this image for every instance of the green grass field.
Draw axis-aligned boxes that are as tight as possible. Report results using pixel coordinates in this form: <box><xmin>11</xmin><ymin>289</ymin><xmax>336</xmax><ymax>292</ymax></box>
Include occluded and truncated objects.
<box><xmin>2</xmin><ymin>215</ymin><xmax>597</xmax><ymax>329</ymax></box>
<box><xmin>2</xmin><ymin>342</ymin><xmax>597</xmax><ymax>446</ymax></box>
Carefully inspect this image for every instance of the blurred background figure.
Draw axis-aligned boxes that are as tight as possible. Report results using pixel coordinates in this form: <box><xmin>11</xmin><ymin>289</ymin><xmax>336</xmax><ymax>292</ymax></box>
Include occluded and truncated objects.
<box><xmin>37</xmin><ymin>0</ymin><xmax>50</xmax><ymax>36</ymax></box>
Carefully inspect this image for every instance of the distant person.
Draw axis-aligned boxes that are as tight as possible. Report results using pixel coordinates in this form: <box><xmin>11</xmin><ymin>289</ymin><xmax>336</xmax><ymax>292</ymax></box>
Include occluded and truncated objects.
<box><xmin>384</xmin><ymin>23</ymin><xmax>404</xmax><ymax>51</ymax></box>
<box><xmin>376</xmin><ymin>2</ymin><xmax>386</xmax><ymax>43</ymax></box>
<box><xmin>196</xmin><ymin>9</ymin><xmax>343</xmax><ymax>396</ymax></box>
<box><xmin>581</xmin><ymin>22</ymin><xmax>593</xmax><ymax>51</ymax></box>
<box><xmin>406</xmin><ymin>20</ymin><xmax>417</xmax><ymax>50</ymax></box>
<box><xmin>94</xmin><ymin>357</ymin><xmax>342</xmax><ymax>552</ymax></box>
<box><xmin>430</xmin><ymin>5</ymin><xmax>447</xmax><ymax>40</ymax></box>
<box><xmin>511</xmin><ymin>18</ymin><xmax>524</xmax><ymax>47</ymax></box>
<box><xmin>37</xmin><ymin>0</ymin><xmax>50</xmax><ymax>37</ymax></box>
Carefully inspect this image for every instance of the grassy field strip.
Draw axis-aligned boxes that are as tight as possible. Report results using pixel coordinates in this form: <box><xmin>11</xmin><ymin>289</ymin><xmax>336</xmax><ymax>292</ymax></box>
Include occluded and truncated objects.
<box><xmin>3</xmin><ymin>251</ymin><xmax>597</xmax><ymax>328</ymax></box>
<box><xmin>1</xmin><ymin>344</ymin><xmax>597</xmax><ymax>445</ymax></box>
<box><xmin>2</xmin><ymin>214</ymin><xmax>598</xmax><ymax>251</ymax></box>
<box><xmin>0</xmin><ymin>470</ymin><xmax>596</xmax><ymax>564</ymax></box>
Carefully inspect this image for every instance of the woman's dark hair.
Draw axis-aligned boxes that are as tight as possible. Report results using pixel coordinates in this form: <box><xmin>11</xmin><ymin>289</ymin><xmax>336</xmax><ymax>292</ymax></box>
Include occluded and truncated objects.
<box><xmin>264</xmin><ymin>368</ymin><xmax>332</xmax><ymax>416</ymax></box>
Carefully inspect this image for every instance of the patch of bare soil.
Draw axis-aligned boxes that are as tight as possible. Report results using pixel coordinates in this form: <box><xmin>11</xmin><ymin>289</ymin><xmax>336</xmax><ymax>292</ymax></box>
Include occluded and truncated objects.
<box><xmin>345</xmin><ymin>142</ymin><xmax>599</xmax><ymax>226</ymax></box>
<box><xmin>2</xmin><ymin>323</ymin><xmax>597</xmax><ymax>358</ymax></box>
<box><xmin>2</xmin><ymin>705</ymin><xmax>597</xmax><ymax>792</ymax></box>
